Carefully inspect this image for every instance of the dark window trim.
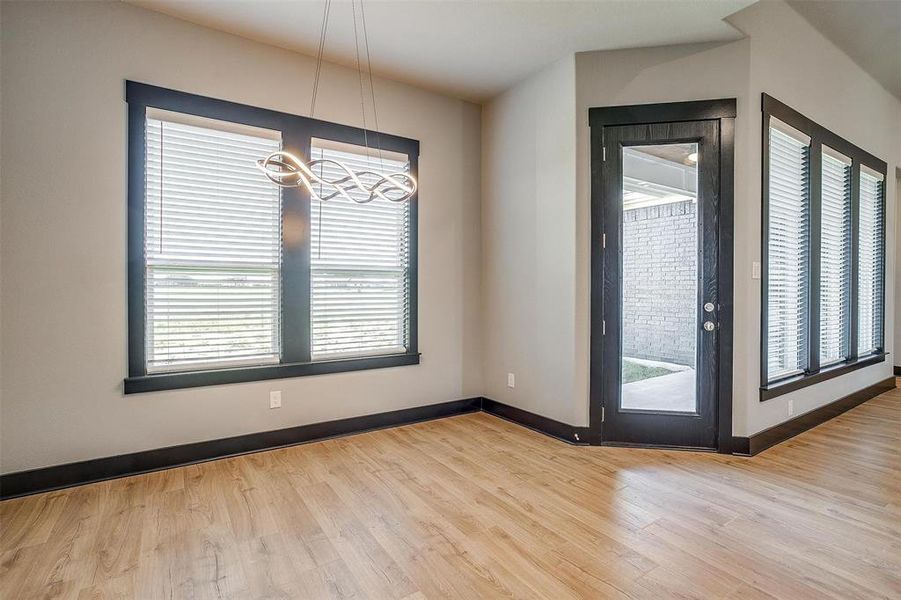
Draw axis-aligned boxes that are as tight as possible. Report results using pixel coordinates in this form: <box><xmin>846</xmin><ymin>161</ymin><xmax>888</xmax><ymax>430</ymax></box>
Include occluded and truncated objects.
<box><xmin>760</xmin><ymin>352</ymin><xmax>886</xmax><ymax>401</ymax></box>
<box><xmin>125</xmin><ymin>81</ymin><xmax>420</xmax><ymax>393</ymax></box>
<box><xmin>760</xmin><ymin>93</ymin><xmax>887</xmax><ymax>400</ymax></box>
<box><xmin>762</xmin><ymin>95</ymin><xmax>886</xmax><ymax>171</ymax></box>
<box><xmin>125</xmin><ymin>353</ymin><xmax>422</xmax><ymax>394</ymax></box>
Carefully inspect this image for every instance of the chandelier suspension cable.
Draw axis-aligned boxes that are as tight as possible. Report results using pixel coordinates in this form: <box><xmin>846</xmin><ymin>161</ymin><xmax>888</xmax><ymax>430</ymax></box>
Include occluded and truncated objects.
<box><xmin>256</xmin><ymin>0</ymin><xmax>417</xmax><ymax>203</ymax></box>
<box><xmin>309</xmin><ymin>0</ymin><xmax>331</xmax><ymax>118</ymax></box>
<box><xmin>310</xmin><ymin>0</ymin><xmax>331</xmax><ymax>258</ymax></box>
<box><xmin>351</xmin><ymin>0</ymin><xmax>371</xmax><ymax>158</ymax></box>
<box><xmin>359</xmin><ymin>0</ymin><xmax>385</xmax><ymax>171</ymax></box>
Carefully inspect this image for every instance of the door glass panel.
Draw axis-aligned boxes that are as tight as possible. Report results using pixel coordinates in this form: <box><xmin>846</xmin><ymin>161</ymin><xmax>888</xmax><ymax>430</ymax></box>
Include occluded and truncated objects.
<box><xmin>620</xmin><ymin>143</ymin><xmax>699</xmax><ymax>413</ymax></box>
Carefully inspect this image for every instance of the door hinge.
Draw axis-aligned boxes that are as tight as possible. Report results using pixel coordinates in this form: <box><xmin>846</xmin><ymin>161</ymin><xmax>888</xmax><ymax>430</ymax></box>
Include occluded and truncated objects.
<box><xmin>602</xmin><ymin>233</ymin><xmax>606</xmax><ymax>248</ymax></box>
<box><xmin>601</xmin><ymin>406</ymin><xmax>606</xmax><ymax>422</ymax></box>
<box><xmin>603</xmin><ymin>146</ymin><xmax>607</xmax><ymax>161</ymax></box>
<box><xmin>602</xmin><ymin>320</ymin><xmax>606</xmax><ymax>335</ymax></box>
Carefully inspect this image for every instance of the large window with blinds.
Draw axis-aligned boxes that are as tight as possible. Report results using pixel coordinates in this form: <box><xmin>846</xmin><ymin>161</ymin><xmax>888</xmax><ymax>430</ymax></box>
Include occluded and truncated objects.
<box><xmin>761</xmin><ymin>94</ymin><xmax>886</xmax><ymax>400</ymax></box>
<box><xmin>765</xmin><ymin>121</ymin><xmax>810</xmax><ymax>381</ymax></box>
<box><xmin>125</xmin><ymin>82</ymin><xmax>419</xmax><ymax>393</ymax></box>
<box><xmin>310</xmin><ymin>141</ymin><xmax>412</xmax><ymax>359</ymax></box>
<box><xmin>858</xmin><ymin>168</ymin><xmax>885</xmax><ymax>356</ymax></box>
<box><xmin>819</xmin><ymin>148</ymin><xmax>852</xmax><ymax>366</ymax></box>
<box><xmin>144</xmin><ymin>111</ymin><xmax>283</xmax><ymax>373</ymax></box>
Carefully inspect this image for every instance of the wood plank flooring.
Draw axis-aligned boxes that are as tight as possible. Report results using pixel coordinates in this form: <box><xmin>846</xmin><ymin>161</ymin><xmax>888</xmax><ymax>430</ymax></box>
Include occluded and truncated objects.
<box><xmin>2</xmin><ymin>385</ymin><xmax>899</xmax><ymax>599</ymax></box>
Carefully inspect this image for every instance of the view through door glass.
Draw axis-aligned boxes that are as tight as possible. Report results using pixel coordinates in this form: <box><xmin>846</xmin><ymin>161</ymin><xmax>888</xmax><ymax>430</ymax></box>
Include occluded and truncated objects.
<box><xmin>621</xmin><ymin>143</ymin><xmax>699</xmax><ymax>413</ymax></box>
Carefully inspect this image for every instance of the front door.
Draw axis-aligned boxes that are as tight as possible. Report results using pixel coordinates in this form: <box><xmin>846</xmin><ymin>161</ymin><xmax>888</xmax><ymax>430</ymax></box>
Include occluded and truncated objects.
<box><xmin>593</xmin><ymin>117</ymin><xmax>724</xmax><ymax>449</ymax></box>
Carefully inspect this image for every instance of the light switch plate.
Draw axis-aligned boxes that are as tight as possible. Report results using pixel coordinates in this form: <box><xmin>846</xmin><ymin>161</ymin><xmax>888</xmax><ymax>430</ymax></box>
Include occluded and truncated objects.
<box><xmin>270</xmin><ymin>390</ymin><xmax>282</xmax><ymax>409</ymax></box>
<box><xmin>752</xmin><ymin>261</ymin><xmax>761</xmax><ymax>280</ymax></box>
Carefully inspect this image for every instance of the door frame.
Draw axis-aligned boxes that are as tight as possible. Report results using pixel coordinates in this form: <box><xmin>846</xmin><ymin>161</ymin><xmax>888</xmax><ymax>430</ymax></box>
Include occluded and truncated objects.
<box><xmin>588</xmin><ymin>99</ymin><xmax>736</xmax><ymax>453</ymax></box>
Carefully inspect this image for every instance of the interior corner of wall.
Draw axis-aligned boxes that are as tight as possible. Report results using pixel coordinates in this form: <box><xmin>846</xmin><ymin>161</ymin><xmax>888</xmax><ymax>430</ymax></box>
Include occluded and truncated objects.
<box><xmin>721</xmin><ymin>0</ymin><xmax>768</xmax><ymax>39</ymax></box>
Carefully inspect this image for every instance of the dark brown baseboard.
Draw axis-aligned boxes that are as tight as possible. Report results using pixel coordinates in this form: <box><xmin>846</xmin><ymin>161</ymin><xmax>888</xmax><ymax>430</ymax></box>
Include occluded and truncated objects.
<box><xmin>7</xmin><ymin>379</ymin><xmax>893</xmax><ymax>499</ymax></box>
<box><xmin>481</xmin><ymin>398</ymin><xmax>590</xmax><ymax>445</ymax></box>
<box><xmin>733</xmin><ymin>376</ymin><xmax>895</xmax><ymax>456</ymax></box>
<box><xmin>0</xmin><ymin>398</ymin><xmax>481</xmax><ymax>500</ymax></box>
<box><xmin>0</xmin><ymin>397</ymin><xmax>594</xmax><ymax>500</ymax></box>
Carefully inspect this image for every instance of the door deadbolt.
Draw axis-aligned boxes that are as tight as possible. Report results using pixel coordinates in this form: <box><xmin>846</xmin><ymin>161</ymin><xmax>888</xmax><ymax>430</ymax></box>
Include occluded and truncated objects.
<box><xmin>704</xmin><ymin>302</ymin><xmax>715</xmax><ymax>313</ymax></box>
<box><xmin>703</xmin><ymin>321</ymin><xmax>716</xmax><ymax>331</ymax></box>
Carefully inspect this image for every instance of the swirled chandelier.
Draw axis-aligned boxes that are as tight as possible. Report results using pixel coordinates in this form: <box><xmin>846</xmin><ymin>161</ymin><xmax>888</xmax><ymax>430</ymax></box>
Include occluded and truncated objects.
<box><xmin>256</xmin><ymin>0</ymin><xmax>417</xmax><ymax>204</ymax></box>
<box><xmin>257</xmin><ymin>151</ymin><xmax>416</xmax><ymax>203</ymax></box>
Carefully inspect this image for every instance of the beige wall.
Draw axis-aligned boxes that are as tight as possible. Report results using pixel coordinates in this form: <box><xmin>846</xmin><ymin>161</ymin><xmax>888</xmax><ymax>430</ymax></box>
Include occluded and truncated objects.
<box><xmin>0</xmin><ymin>1</ymin><xmax>482</xmax><ymax>473</ymax></box>
<box><xmin>584</xmin><ymin>2</ymin><xmax>900</xmax><ymax>437</ymax></box>
<box><xmin>2</xmin><ymin>0</ymin><xmax>899</xmax><ymax>473</ymax></box>
<box><xmin>483</xmin><ymin>0</ymin><xmax>900</xmax><ymax>436</ymax></box>
<box><xmin>575</xmin><ymin>40</ymin><xmax>752</xmax><ymax>431</ymax></box>
<box><xmin>480</xmin><ymin>56</ymin><xmax>580</xmax><ymax>425</ymax></box>
<box><xmin>728</xmin><ymin>0</ymin><xmax>900</xmax><ymax>436</ymax></box>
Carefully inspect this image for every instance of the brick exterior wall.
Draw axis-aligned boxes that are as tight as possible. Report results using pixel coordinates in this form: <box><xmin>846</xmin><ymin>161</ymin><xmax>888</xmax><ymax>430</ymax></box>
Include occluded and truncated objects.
<box><xmin>622</xmin><ymin>200</ymin><xmax>697</xmax><ymax>367</ymax></box>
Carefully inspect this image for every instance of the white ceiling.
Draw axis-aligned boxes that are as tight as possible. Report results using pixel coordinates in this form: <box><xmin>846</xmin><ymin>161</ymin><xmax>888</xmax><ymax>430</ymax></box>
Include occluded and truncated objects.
<box><xmin>787</xmin><ymin>0</ymin><xmax>901</xmax><ymax>101</ymax></box>
<box><xmin>127</xmin><ymin>0</ymin><xmax>755</xmax><ymax>102</ymax></box>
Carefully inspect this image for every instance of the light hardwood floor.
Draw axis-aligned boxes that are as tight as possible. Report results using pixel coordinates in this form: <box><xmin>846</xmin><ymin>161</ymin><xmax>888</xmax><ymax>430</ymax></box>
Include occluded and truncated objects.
<box><xmin>2</xmin><ymin>385</ymin><xmax>900</xmax><ymax>599</ymax></box>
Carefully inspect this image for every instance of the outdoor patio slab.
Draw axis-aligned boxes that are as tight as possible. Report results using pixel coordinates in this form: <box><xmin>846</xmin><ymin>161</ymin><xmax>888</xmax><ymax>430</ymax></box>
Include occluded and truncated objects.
<box><xmin>622</xmin><ymin>368</ymin><xmax>696</xmax><ymax>412</ymax></box>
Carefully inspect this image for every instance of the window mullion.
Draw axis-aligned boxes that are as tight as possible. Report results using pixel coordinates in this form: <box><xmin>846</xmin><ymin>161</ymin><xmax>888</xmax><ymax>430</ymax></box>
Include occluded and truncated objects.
<box><xmin>807</xmin><ymin>142</ymin><xmax>821</xmax><ymax>374</ymax></box>
<box><xmin>406</xmin><ymin>158</ymin><xmax>419</xmax><ymax>355</ymax></box>
<box><xmin>840</xmin><ymin>162</ymin><xmax>853</xmax><ymax>361</ymax></box>
<box><xmin>279</xmin><ymin>129</ymin><xmax>312</xmax><ymax>364</ymax></box>
<box><xmin>876</xmin><ymin>177</ymin><xmax>886</xmax><ymax>352</ymax></box>
<box><xmin>848</xmin><ymin>160</ymin><xmax>860</xmax><ymax>361</ymax></box>
<box><xmin>760</xmin><ymin>114</ymin><xmax>771</xmax><ymax>385</ymax></box>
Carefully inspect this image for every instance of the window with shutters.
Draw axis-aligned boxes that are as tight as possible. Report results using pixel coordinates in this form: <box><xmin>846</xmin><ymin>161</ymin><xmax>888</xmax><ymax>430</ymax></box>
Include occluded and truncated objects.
<box><xmin>760</xmin><ymin>94</ymin><xmax>886</xmax><ymax>400</ymax></box>
<box><xmin>125</xmin><ymin>82</ymin><xmax>419</xmax><ymax>393</ymax></box>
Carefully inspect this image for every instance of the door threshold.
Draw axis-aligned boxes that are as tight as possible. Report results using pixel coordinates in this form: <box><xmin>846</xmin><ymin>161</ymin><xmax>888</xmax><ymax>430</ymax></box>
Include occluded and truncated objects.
<box><xmin>599</xmin><ymin>441</ymin><xmax>717</xmax><ymax>452</ymax></box>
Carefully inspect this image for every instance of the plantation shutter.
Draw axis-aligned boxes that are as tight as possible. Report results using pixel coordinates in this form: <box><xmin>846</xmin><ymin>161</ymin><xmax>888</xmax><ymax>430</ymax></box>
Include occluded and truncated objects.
<box><xmin>309</xmin><ymin>141</ymin><xmax>412</xmax><ymax>359</ymax></box>
<box><xmin>857</xmin><ymin>167</ymin><xmax>884</xmax><ymax>356</ymax></box>
<box><xmin>819</xmin><ymin>147</ymin><xmax>852</xmax><ymax>365</ymax></box>
<box><xmin>144</xmin><ymin>110</ymin><xmax>282</xmax><ymax>373</ymax></box>
<box><xmin>766</xmin><ymin>120</ymin><xmax>811</xmax><ymax>381</ymax></box>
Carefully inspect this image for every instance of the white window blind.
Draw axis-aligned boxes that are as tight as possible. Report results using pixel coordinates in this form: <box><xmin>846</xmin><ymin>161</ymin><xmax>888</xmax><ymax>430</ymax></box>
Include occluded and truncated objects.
<box><xmin>857</xmin><ymin>168</ymin><xmax>884</xmax><ymax>356</ymax></box>
<box><xmin>144</xmin><ymin>112</ymin><xmax>282</xmax><ymax>373</ymax></box>
<box><xmin>309</xmin><ymin>141</ymin><xmax>411</xmax><ymax>359</ymax></box>
<box><xmin>819</xmin><ymin>148</ymin><xmax>851</xmax><ymax>365</ymax></box>
<box><xmin>766</xmin><ymin>122</ymin><xmax>810</xmax><ymax>381</ymax></box>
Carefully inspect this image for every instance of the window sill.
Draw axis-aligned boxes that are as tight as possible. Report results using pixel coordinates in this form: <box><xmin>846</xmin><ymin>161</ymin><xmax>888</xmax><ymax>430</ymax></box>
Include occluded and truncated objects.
<box><xmin>760</xmin><ymin>352</ymin><xmax>887</xmax><ymax>401</ymax></box>
<box><xmin>125</xmin><ymin>352</ymin><xmax>421</xmax><ymax>394</ymax></box>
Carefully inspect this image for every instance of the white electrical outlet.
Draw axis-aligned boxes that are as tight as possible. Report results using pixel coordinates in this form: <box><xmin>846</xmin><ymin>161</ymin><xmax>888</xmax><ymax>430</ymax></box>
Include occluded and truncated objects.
<box><xmin>507</xmin><ymin>373</ymin><xmax>515</xmax><ymax>388</ymax></box>
<box><xmin>270</xmin><ymin>390</ymin><xmax>282</xmax><ymax>409</ymax></box>
<box><xmin>788</xmin><ymin>399</ymin><xmax>794</xmax><ymax>417</ymax></box>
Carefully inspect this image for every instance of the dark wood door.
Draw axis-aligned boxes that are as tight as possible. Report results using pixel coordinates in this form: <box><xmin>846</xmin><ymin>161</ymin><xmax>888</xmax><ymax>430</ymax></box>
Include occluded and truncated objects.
<box><xmin>597</xmin><ymin>120</ymin><xmax>720</xmax><ymax>449</ymax></box>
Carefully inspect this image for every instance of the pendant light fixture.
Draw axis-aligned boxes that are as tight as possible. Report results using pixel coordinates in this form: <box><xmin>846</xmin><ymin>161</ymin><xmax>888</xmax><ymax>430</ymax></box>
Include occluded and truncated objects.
<box><xmin>256</xmin><ymin>0</ymin><xmax>417</xmax><ymax>204</ymax></box>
